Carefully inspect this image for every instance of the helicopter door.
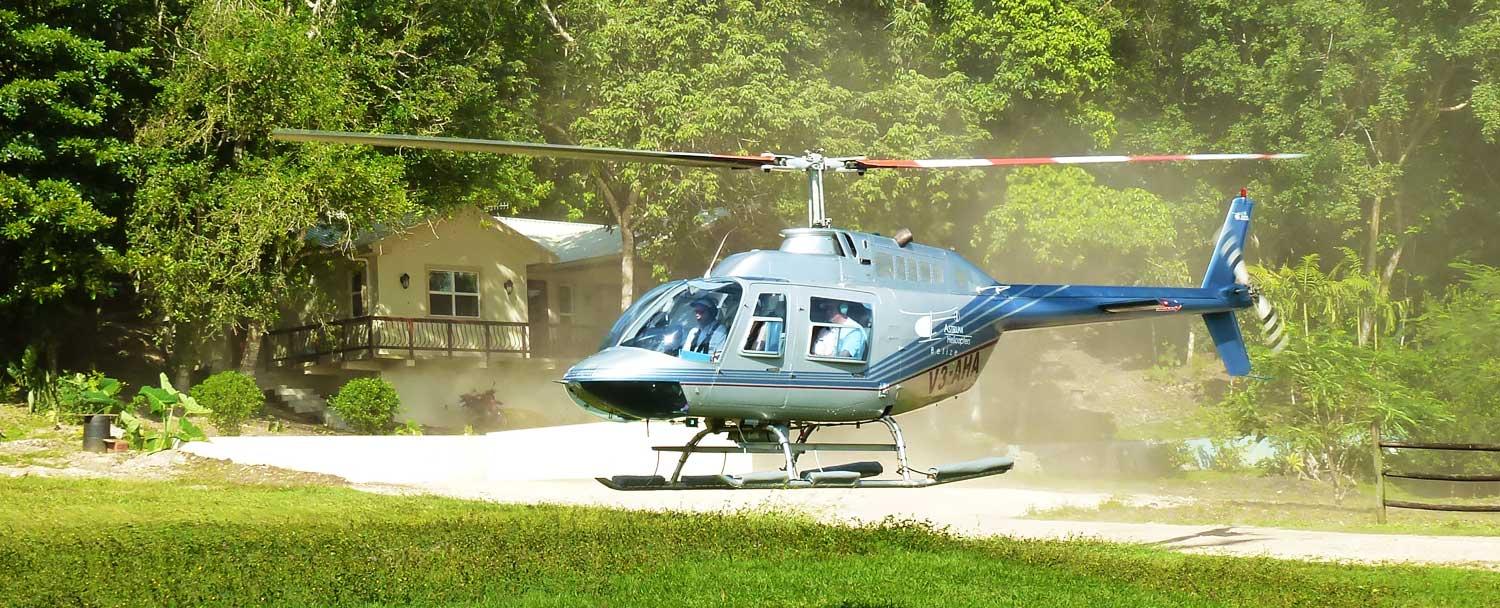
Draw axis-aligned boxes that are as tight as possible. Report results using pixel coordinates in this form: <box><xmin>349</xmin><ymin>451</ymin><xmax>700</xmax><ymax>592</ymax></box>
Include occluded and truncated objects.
<box><xmin>779</xmin><ymin>288</ymin><xmax>883</xmax><ymax>420</ymax></box>
<box><xmin>697</xmin><ymin>290</ymin><xmax>790</xmax><ymax>417</ymax></box>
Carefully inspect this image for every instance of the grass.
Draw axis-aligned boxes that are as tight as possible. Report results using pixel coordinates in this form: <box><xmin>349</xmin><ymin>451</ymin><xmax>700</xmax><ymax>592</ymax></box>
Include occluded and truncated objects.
<box><xmin>1021</xmin><ymin>471</ymin><xmax>1500</xmax><ymax>537</ymax></box>
<box><xmin>2</xmin><ymin>476</ymin><xmax>1497</xmax><ymax>607</ymax></box>
<box><xmin>0</xmin><ymin>403</ymin><xmax>76</xmax><ymax>443</ymax></box>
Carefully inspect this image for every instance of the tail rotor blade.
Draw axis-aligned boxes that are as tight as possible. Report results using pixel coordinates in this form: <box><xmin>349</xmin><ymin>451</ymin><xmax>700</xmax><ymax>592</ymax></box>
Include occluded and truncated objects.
<box><xmin>1225</xmin><ymin>236</ymin><xmax>1290</xmax><ymax>354</ymax></box>
<box><xmin>1254</xmin><ymin>295</ymin><xmax>1289</xmax><ymax>354</ymax></box>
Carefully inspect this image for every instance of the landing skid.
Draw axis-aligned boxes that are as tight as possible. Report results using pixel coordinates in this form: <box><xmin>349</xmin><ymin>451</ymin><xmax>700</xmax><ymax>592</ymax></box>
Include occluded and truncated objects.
<box><xmin>597</xmin><ymin>415</ymin><xmax>1014</xmax><ymax>491</ymax></box>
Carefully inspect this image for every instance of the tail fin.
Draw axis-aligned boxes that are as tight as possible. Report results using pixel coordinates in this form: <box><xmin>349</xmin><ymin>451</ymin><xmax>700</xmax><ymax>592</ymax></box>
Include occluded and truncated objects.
<box><xmin>1202</xmin><ymin>193</ymin><xmax>1255</xmax><ymax>376</ymax></box>
<box><xmin>1202</xmin><ymin>194</ymin><xmax>1254</xmax><ymax>288</ymax></box>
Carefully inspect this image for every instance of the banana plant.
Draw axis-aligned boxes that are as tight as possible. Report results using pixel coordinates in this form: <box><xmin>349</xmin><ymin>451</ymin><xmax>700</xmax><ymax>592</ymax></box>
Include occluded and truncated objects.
<box><xmin>120</xmin><ymin>373</ymin><xmax>212</xmax><ymax>453</ymax></box>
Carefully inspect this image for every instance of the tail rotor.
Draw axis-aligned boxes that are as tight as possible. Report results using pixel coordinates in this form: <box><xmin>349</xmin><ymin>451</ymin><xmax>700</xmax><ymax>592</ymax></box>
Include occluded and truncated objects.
<box><xmin>1225</xmin><ymin>237</ymin><xmax>1289</xmax><ymax>354</ymax></box>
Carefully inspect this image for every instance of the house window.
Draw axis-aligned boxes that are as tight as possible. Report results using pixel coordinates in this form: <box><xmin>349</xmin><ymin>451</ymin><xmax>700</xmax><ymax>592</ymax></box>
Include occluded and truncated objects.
<box><xmin>558</xmin><ymin>285</ymin><xmax>575</xmax><ymax>323</ymax></box>
<box><xmin>741</xmin><ymin>293</ymin><xmax>786</xmax><ymax>357</ymax></box>
<box><xmin>429</xmin><ymin>270</ymin><xmax>479</xmax><ymax>317</ymax></box>
<box><xmin>808</xmin><ymin>297</ymin><xmax>872</xmax><ymax>362</ymax></box>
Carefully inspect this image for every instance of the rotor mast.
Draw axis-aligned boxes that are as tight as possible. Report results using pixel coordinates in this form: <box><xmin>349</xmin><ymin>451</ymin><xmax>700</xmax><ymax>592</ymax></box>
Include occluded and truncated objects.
<box><xmin>760</xmin><ymin>151</ymin><xmax>863</xmax><ymax>228</ymax></box>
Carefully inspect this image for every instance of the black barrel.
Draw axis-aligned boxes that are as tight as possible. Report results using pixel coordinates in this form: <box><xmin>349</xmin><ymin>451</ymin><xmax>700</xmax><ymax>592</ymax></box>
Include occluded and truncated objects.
<box><xmin>82</xmin><ymin>414</ymin><xmax>113</xmax><ymax>452</ymax></box>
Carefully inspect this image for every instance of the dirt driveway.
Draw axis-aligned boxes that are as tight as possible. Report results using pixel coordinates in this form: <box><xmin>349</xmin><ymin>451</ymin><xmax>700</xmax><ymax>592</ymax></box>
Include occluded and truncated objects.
<box><xmin>402</xmin><ymin>478</ymin><xmax>1500</xmax><ymax>569</ymax></box>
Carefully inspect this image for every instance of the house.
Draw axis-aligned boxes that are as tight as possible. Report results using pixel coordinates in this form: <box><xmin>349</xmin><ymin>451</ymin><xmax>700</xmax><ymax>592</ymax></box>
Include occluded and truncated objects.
<box><xmin>258</xmin><ymin>207</ymin><xmax>629</xmax><ymax>429</ymax></box>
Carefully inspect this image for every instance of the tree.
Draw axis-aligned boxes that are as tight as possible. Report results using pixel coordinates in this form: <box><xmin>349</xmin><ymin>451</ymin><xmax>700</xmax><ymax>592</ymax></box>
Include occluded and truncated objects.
<box><xmin>1393</xmin><ymin>263</ymin><xmax>1500</xmax><ymax>476</ymax></box>
<box><xmin>1221</xmin><ymin>328</ymin><xmax>1442</xmax><ymax>499</ymax></box>
<box><xmin>131</xmin><ymin>0</ymin><xmax>548</xmax><ymax>374</ymax></box>
<box><xmin>975</xmin><ymin>166</ymin><xmax>1184</xmax><ymax>284</ymax></box>
<box><xmin>1111</xmin><ymin>0</ymin><xmax>1500</xmax><ymax>345</ymax></box>
<box><xmin>0</xmin><ymin>0</ymin><xmax>179</xmax><ymax>365</ymax></box>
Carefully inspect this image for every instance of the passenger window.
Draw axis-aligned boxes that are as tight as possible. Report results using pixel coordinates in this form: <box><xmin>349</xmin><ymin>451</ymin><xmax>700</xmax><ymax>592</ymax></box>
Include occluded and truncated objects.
<box><xmin>808</xmin><ymin>297</ymin><xmax>872</xmax><ymax>362</ymax></box>
<box><xmin>741</xmin><ymin>293</ymin><xmax>786</xmax><ymax>357</ymax></box>
<box><xmin>874</xmin><ymin>253</ymin><xmax>893</xmax><ymax>278</ymax></box>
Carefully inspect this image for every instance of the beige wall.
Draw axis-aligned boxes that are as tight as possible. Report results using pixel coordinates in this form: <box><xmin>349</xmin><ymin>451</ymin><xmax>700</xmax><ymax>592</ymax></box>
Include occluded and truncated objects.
<box><xmin>380</xmin><ymin>358</ymin><xmax>595</xmax><ymax>429</ymax></box>
<box><xmin>529</xmin><ymin>259</ymin><xmax>625</xmax><ymax>354</ymax></box>
<box><xmin>369</xmin><ymin>208</ymin><xmax>550</xmax><ymax>323</ymax></box>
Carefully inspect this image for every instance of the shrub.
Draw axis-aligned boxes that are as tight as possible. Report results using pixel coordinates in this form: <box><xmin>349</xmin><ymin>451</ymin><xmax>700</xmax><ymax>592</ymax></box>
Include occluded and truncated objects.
<box><xmin>189</xmin><ymin>371</ymin><xmax>265</xmax><ymax>436</ymax></box>
<box><xmin>328</xmin><ymin>378</ymin><xmax>400</xmax><ymax>434</ymax></box>
<box><xmin>56</xmin><ymin>372</ymin><xmax>125</xmax><ymax>422</ymax></box>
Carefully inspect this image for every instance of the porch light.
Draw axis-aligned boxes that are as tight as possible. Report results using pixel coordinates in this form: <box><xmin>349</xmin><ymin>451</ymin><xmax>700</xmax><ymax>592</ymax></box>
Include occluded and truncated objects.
<box><xmin>400</xmin><ymin>273</ymin><xmax>410</xmax><ymax>289</ymax></box>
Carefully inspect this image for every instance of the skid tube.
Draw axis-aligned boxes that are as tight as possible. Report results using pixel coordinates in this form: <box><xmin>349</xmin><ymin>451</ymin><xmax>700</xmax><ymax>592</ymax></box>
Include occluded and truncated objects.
<box><xmin>596</xmin><ymin>415</ymin><xmax>1015</xmax><ymax>491</ymax></box>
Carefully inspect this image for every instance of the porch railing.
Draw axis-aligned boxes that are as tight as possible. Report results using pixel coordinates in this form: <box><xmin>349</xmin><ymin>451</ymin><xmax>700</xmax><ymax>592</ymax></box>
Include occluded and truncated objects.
<box><xmin>265</xmin><ymin>316</ymin><xmax>529</xmax><ymax>364</ymax></box>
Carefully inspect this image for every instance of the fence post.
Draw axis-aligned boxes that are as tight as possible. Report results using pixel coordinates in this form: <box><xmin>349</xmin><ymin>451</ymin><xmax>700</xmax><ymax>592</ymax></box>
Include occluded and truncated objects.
<box><xmin>1372</xmin><ymin>421</ymin><xmax>1387</xmax><ymax>524</ymax></box>
<box><xmin>406</xmin><ymin>319</ymin><xmax>415</xmax><ymax>359</ymax></box>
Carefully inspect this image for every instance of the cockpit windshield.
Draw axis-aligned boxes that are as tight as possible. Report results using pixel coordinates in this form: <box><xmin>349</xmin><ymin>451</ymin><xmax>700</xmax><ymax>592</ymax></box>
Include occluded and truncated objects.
<box><xmin>617</xmin><ymin>280</ymin><xmax>743</xmax><ymax>360</ymax></box>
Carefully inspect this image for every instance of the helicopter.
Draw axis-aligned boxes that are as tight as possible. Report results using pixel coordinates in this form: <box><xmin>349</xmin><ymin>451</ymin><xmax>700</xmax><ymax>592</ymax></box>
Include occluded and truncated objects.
<box><xmin>273</xmin><ymin>128</ymin><xmax>1297</xmax><ymax>490</ymax></box>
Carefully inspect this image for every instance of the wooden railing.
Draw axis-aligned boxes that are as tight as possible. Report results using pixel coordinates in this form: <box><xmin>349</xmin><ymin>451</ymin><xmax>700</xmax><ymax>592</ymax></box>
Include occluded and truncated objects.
<box><xmin>1372</xmin><ymin>422</ymin><xmax>1500</xmax><ymax>522</ymax></box>
<box><xmin>265</xmin><ymin>316</ymin><xmax>529</xmax><ymax>364</ymax></box>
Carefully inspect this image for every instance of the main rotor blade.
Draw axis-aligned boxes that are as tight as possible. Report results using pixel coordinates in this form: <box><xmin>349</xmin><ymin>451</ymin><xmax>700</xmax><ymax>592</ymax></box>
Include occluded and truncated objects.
<box><xmin>271</xmin><ymin>129</ymin><xmax>775</xmax><ymax>169</ymax></box>
<box><xmin>852</xmin><ymin>153</ymin><xmax>1304</xmax><ymax>170</ymax></box>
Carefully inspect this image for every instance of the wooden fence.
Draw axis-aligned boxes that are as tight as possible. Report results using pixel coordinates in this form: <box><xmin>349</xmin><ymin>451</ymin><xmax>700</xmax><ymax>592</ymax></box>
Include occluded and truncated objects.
<box><xmin>1372</xmin><ymin>422</ymin><xmax>1500</xmax><ymax>522</ymax></box>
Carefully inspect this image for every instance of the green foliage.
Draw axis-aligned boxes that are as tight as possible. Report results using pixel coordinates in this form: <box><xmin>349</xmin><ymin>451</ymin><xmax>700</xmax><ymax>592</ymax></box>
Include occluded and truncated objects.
<box><xmin>1222</xmin><ymin>330</ymin><xmax>1444</xmax><ymax>498</ymax></box>
<box><xmin>936</xmin><ymin>0</ymin><xmax>1118</xmax><ymax>141</ymax></box>
<box><xmin>120</xmin><ymin>373</ymin><xmax>210</xmax><ymax>452</ymax></box>
<box><xmin>189</xmin><ymin>371</ymin><xmax>264</xmax><ymax>436</ymax></box>
<box><xmin>54</xmin><ymin>371</ymin><xmax>124</xmax><ymax>422</ymax></box>
<box><xmin>130</xmin><ymin>0</ymin><xmax>547</xmax><ymax>350</ymax></box>
<box><xmin>3</xmin><ymin>347</ymin><xmax>59</xmax><ymax>414</ymax></box>
<box><xmin>978</xmin><ymin>166</ymin><xmax>1182</xmax><ymax>283</ymax></box>
<box><xmin>4</xmin><ymin>477</ymin><xmax>1498</xmax><ymax>608</ymax></box>
<box><xmin>1390</xmin><ymin>263</ymin><xmax>1500</xmax><ymax>476</ymax></box>
<box><xmin>328</xmin><ymin>377</ymin><xmax>399</xmax><ymax>435</ymax></box>
<box><xmin>0</xmin><ymin>1</ymin><xmax>172</xmax><ymax>358</ymax></box>
<box><xmin>392</xmin><ymin>419</ymin><xmax>423</xmax><ymax>436</ymax></box>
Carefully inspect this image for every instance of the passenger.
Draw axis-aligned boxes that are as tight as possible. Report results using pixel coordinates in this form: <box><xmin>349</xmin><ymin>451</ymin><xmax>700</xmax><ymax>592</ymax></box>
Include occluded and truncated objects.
<box><xmin>812</xmin><ymin>302</ymin><xmax>867</xmax><ymax>360</ymax></box>
<box><xmin>682</xmin><ymin>298</ymin><xmax>727</xmax><ymax>356</ymax></box>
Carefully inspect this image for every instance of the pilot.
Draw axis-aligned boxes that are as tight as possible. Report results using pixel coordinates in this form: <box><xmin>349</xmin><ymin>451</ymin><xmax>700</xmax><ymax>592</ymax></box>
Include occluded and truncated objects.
<box><xmin>682</xmin><ymin>298</ymin><xmax>727</xmax><ymax>355</ymax></box>
<box><xmin>812</xmin><ymin>302</ymin><xmax>867</xmax><ymax>359</ymax></box>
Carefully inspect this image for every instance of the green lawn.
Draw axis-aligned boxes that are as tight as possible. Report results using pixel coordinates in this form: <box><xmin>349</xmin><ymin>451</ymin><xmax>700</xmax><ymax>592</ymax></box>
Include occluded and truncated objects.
<box><xmin>1</xmin><ymin>476</ymin><xmax>1495</xmax><ymax>607</ymax></box>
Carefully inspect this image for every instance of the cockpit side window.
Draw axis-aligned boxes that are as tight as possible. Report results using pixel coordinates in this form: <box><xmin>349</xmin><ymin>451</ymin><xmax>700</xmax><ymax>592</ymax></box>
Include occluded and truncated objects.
<box><xmin>618</xmin><ymin>281</ymin><xmax>742</xmax><ymax>362</ymax></box>
<box><xmin>807</xmin><ymin>297</ymin><xmax>872</xmax><ymax>363</ymax></box>
<box><xmin>741</xmin><ymin>293</ymin><xmax>786</xmax><ymax>357</ymax></box>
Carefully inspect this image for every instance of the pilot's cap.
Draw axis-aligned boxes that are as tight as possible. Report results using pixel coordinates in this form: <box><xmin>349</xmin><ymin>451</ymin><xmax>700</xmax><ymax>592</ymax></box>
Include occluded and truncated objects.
<box><xmin>689</xmin><ymin>298</ymin><xmax>717</xmax><ymax>318</ymax></box>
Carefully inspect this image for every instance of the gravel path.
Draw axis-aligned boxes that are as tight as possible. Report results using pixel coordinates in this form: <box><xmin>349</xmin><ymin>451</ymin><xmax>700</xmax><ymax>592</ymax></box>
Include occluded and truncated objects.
<box><xmin>406</xmin><ymin>479</ymin><xmax>1500</xmax><ymax>569</ymax></box>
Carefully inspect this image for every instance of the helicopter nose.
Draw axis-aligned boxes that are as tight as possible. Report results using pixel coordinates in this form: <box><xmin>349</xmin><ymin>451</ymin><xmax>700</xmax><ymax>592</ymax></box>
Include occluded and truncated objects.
<box><xmin>562</xmin><ymin>347</ymin><xmax>703</xmax><ymax>420</ymax></box>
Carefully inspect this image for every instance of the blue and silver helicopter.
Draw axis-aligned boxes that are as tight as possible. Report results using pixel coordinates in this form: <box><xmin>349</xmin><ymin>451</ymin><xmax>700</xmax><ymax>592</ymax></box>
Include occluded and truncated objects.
<box><xmin>273</xmin><ymin>129</ymin><xmax>1296</xmax><ymax>490</ymax></box>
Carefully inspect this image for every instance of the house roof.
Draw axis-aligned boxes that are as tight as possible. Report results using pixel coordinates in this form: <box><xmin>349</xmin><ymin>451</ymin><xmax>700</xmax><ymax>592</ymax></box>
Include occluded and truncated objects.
<box><xmin>306</xmin><ymin>210</ymin><xmax>622</xmax><ymax>265</ymax></box>
<box><xmin>496</xmin><ymin>217</ymin><xmax>623</xmax><ymax>264</ymax></box>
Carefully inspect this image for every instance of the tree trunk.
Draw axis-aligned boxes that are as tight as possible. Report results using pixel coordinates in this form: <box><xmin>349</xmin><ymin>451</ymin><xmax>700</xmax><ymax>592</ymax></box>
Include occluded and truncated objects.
<box><xmin>618</xmin><ymin>215</ymin><xmax>635</xmax><ymax>312</ymax></box>
<box><xmin>239</xmin><ymin>321</ymin><xmax>263</xmax><ymax>377</ymax></box>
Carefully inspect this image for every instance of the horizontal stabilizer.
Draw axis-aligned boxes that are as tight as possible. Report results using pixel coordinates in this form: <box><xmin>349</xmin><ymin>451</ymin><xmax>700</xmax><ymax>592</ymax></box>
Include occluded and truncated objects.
<box><xmin>1203</xmin><ymin>312</ymin><xmax>1251</xmax><ymax>376</ymax></box>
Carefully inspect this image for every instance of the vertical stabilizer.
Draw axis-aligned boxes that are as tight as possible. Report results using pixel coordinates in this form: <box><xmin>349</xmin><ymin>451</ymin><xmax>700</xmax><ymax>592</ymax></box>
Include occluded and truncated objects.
<box><xmin>1202</xmin><ymin>194</ymin><xmax>1254</xmax><ymax>288</ymax></box>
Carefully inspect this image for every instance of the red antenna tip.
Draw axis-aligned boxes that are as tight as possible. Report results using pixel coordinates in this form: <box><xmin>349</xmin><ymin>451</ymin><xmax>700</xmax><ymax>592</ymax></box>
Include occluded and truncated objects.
<box><xmin>1239</xmin><ymin>187</ymin><xmax>1248</xmax><ymax>198</ymax></box>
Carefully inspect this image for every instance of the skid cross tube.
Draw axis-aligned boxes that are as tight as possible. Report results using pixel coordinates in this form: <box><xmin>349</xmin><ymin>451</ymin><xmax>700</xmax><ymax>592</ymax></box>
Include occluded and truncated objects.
<box><xmin>598</xmin><ymin>415</ymin><xmax>1015</xmax><ymax>491</ymax></box>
